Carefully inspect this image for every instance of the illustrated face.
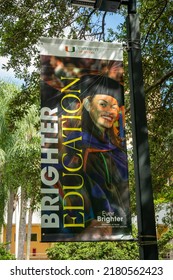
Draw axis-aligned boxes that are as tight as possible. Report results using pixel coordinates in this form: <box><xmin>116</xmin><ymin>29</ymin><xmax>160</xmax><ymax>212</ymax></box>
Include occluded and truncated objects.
<box><xmin>88</xmin><ymin>94</ymin><xmax>119</xmax><ymax>133</ymax></box>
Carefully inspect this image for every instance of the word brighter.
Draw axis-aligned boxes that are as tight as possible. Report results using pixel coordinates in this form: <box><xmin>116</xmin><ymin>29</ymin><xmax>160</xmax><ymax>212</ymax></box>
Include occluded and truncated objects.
<box><xmin>97</xmin><ymin>216</ymin><xmax>123</xmax><ymax>223</ymax></box>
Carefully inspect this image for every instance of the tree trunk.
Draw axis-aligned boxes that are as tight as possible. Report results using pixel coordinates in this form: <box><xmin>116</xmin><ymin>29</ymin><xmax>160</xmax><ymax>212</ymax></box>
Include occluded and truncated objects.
<box><xmin>6</xmin><ymin>190</ymin><xmax>16</xmax><ymax>251</ymax></box>
<box><xmin>26</xmin><ymin>199</ymin><xmax>33</xmax><ymax>260</ymax></box>
<box><xmin>0</xmin><ymin>171</ymin><xmax>6</xmax><ymax>243</ymax></box>
<box><xmin>17</xmin><ymin>188</ymin><xmax>27</xmax><ymax>260</ymax></box>
<box><xmin>0</xmin><ymin>225</ymin><xmax>3</xmax><ymax>243</ymax></box>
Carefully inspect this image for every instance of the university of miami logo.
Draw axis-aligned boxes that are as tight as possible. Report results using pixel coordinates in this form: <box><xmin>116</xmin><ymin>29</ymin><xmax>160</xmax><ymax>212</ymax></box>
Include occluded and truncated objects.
<box><xmin>65</xmin><ymin>46</ymin><xmax>75</xmax><ymax>52</ymax></box>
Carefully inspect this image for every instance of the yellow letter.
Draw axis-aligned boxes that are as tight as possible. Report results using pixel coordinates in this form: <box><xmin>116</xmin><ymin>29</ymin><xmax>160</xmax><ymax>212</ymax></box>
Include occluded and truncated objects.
<box><xmin>62</xmin><ymin>120</ymin><xmax>81</xmax><ymax>138</ymax></box>
<box><xmin>61</xmin><ymin>77</ymin><xmax>80</xmax><ymax>93</ymax></box>
<box><xmin>62</xmin><ymin>136</ymin><xmax>82</xmax><ymax>153</ymax></box>
<box><xmin>63</xmin><ymin>191</ymin><xmax>84</xmax><ymax>210</ymax></box>
<box><xmin>62</xmin><ymin>153</ymin><xmax>83</xmax><ymax>172</ymax></box>
<box><xmin>63</xmin><ymin>213</ymin><xmax>85</xmax><ymax>228</ymax></box>
<box><xmin>62</xmin><ymin>173</ymin><xmax>84</xmax><ymax>190</ymax></box>
<box><xmin>61</xmin><ymin>94</ymin><xmax>81</xmax><ymax>113</ymax></box>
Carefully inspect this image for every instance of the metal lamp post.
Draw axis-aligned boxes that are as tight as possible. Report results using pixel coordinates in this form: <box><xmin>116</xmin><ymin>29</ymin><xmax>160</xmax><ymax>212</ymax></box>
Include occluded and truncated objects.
<box><xmin>70</xmin><ymin>0</ymin><xmax>158</xmax><ymax>260</ymax></box>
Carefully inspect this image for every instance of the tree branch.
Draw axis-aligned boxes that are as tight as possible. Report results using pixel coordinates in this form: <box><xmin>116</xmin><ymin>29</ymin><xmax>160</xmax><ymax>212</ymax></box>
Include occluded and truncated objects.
<box><xmin>142</xmin><ymin>0</ymin><xmax>168</xmax><ymax>49</ymax></box>
<box><xmin>78</xmin><ymin>9</ymin><xmax>96</xmax><ymax>40</ymax></box>
<box><xmin>145</xmin><ymin>70</ymin><xmax>173</xmax><ymax>94</ymax></box>
<box><xmin>101</xmin><ymin>12</ymin><xmax>107</xmax><ymax>41</ymax></box>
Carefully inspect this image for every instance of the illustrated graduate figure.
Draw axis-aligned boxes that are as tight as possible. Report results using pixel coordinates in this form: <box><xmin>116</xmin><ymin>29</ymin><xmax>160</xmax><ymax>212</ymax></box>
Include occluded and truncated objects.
<box><xmin>61</xmin><ymin>74</ymin><xmax>131</xmax><ymax>240</ymax></box>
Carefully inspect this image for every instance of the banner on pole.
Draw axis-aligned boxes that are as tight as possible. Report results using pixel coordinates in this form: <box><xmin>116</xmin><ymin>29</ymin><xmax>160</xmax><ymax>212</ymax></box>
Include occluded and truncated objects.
<box><xmin>40</xmin><ymin>38</ymin><xmax>132</xmax><ymax>241</ymax></box>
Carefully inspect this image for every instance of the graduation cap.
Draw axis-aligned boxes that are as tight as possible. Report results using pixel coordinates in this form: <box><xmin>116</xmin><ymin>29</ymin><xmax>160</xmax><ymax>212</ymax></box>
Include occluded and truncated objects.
<box><xmin>78</xmin><ymin>74</ymin><xmax>124</xmax><ymax>106</ymax></box>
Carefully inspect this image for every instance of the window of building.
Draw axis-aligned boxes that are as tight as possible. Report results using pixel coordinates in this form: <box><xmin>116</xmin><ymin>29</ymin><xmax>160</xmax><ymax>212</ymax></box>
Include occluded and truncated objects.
<box><xmin>31</xmin><ymin>234</ymin><xmax>37</xmax><ymax>241</ymax></box>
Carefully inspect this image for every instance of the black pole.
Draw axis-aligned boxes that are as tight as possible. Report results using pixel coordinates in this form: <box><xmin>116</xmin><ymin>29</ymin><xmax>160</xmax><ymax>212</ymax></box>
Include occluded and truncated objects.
<box><xmin>126</xmin><ymin>0</ymin><xmax>158</xmax><ymax>259</ymax></box>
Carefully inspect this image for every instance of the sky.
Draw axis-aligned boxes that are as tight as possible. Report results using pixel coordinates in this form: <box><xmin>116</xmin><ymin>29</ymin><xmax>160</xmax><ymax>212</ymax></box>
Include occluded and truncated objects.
<box><xmin>105</xmin><ymin>12</ymin><xmax>124</xmax><ymax>31</ymax></box>
<box><xmin>0</xmin><ymin>57</ymin><xmax>24</xmax><ymax>86</ymax></box>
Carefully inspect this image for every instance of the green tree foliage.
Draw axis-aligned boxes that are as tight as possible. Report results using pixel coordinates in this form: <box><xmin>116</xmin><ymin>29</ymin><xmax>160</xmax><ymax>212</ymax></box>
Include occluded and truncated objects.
<box><xmin>5</xmin><ymin>103</ymin><xmax>40</xmax><ymax>202</ymax></box>
<box><xmin>0</xmin><ymin>79</ymin><xmax>40</xmax><ymax>257</ymax></box>
<box><xmin>0</xmin><ymin>0</ymin><xmax>73</xmax><ymax>76</ymax></box>
<box><xmin>47</xmin><ymin>241</ymin><xmax>139</xmax><ymax>260</ymax></box>
<box><xmin>138</xmin><ymin>1</ymin><xmax>173</xmax><ymax>202</ymax></box>
<box><xmin>0</xmin><ymin>243</ymin><xmax>15</xmax><ymax>260</ymax></box>
<box><xmin>114</xmin><ymin>1</ymin><xmax>173</xmax><ymax>206</ymax></box>
<box><xmin>0</xmin><ymin>0</ymin><xmax>105</xmax><ymax>78</ymax></box>
<box><xmin>158</xmin><ymin>227</ymin><xmax>173</xmax><ymax>259</ymax></box>
<box><xmin>0</xmin><ymin>81</ymin><xmax>20</xmax><ymax>227</ymax></box>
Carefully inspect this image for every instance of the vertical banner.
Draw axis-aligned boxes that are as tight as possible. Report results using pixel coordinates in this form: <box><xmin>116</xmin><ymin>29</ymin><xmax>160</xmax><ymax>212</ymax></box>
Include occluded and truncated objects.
<box><xmin>40</xmin><ymin>38</ymin><xmax>132</xmax><ymax>241</ymax></box>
